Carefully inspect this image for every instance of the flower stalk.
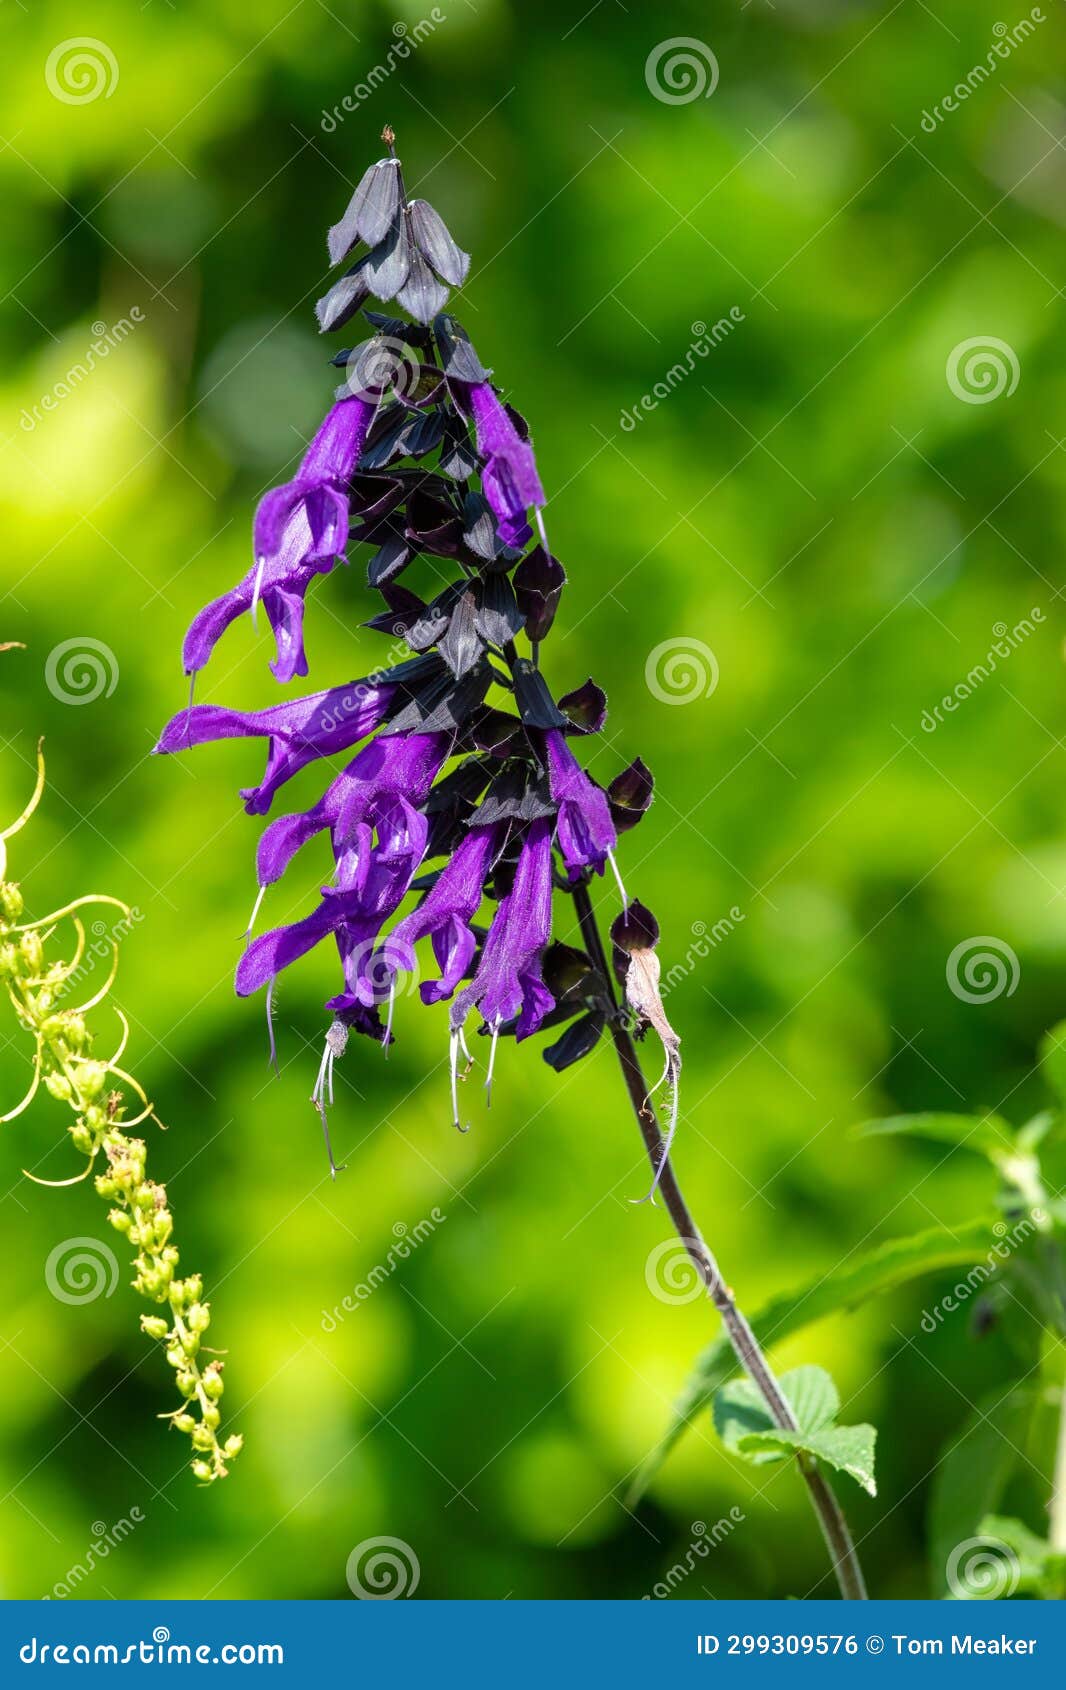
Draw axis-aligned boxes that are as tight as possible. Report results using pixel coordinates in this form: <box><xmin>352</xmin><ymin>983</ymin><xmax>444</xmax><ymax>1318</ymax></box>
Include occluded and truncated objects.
<box><xmin>571</xmin><ymin>878</ymin><xmax>868</xmax><ymax>1601</ymax></box>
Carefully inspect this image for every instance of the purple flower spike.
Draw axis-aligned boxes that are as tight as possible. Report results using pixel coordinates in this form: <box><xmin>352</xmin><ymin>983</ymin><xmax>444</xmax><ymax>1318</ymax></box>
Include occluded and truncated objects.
<box><xmin>467</xmin><ymin>383</ymin><xmax>545</xmax><ymax>548</ymax></box>
<box><xmin>182</xmin><ymin>396</ymin><xmax>374</xmax><ymax>681</ymax></box>
<box><xmin>544</xmin><ymin>729</ymin><xmax>616</xmax><ymax>878</ymax></box>
<box><xmin>451</xmin><ymin>819</ymin><xmax>554</xmax><ymax>1041</ymax></box>
<box><xmin>381</xmin><ymin>823</ymin><xmax>498</xmax><ymax>1004</ymax></box>
<box><xmin>163</xmin><ymin>135</ymin><xmax>654</xmax><ymax>1142</ymax></box>
<box><xmin>154</xmin><ymin>673</ymin><xmax>401</xmax><ymax>814</ymax></box>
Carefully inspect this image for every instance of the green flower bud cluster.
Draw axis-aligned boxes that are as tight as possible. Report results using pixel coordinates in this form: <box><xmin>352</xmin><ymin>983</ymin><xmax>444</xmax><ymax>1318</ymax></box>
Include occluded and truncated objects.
<box><xmin>97</xmin><ymin>1141</ymin><xmax>242</xmax><ymax>1482</ymax></box>
<box><xmin>0</xmin><ymin>752</ymin><xmax>241</xmax><ymax>1484</ymax></box>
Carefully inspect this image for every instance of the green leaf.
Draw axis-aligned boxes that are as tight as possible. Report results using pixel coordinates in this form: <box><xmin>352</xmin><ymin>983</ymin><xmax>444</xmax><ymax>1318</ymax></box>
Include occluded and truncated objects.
<box><xmin>714</xmin><ymin>1365</ymin><xmax>838</xmax><ymax>1465</ymax></box>
<box><xmin>714</xmin><ymin>1365</ymin><xmax>877</xmax><ymax>1496</ymax></box>
<box><xmin>739</xmin><ymin>1423</ymin><xmax>878</xmax><ymax>1497</ymax></box>
<box><xmin>627</xmin><ymin>1216</ymin><xmax>1002</xmax><ymax>1506</ymax></box>
<box><xmin>857</xmin><ymin>1112</ymin><xmax>1013</xmax><ymax>1157</ymax></box>
<box><xmin>929</xmin><ymin>1386</ymin><xmax>1035</xmax><ymax>1591</ymax></box>
<box><xmin>1038</xmin><ymin>1021</ymin><xmax>1066</xmax><ymax>1104</ymax></box>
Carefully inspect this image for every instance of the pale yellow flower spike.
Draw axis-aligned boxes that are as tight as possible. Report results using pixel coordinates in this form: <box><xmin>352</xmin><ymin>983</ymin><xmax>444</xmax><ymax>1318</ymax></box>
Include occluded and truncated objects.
<box><xmin>0</xmin><ymin>746</ymin><xmax>239</xmax><ymax>1481</ymax></box>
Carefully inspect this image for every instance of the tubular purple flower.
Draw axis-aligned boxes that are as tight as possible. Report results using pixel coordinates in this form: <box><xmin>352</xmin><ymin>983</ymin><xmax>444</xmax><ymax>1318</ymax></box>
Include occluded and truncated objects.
<box><xmin>236</xmin><ymin>889</ymin><xmax>351</xmax><ymax>997</ymax></box>
<box><xmin>378</xmin><ymin>822</ymin><xmax>498</xmax><ymax>1005</ymax></box>
<box><xmin>154</xmin><ymin>675</ymin><xmax>400</xmax><ymax>815</ymax></box>
<box><xmin>544</xmin><ymin>729</ymin><xmax>616</xmax><ymax>878</ymax></box>
<box><xmin>450</xmin><ymin>818</ymin><xmax>554</xmax><ymax>1041</ymax></box>
<box><xmin>237</xmin><ymin>849</ymin><xmax>422</xmax><ymax>1024</ymax></box>
<box><xmin>182</xmin><ymin>396</ymin><xmax>375</xmax><ymax>682</ymax></box>
<box><xmin>467</xmin><ymin>383</ymin><xmax>545</xmax><ymax>549</ymax></box>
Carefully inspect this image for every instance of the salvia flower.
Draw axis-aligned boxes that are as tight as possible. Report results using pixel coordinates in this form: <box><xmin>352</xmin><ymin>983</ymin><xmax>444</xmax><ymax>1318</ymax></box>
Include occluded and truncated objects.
<box><xmin>465</xmin><ymin>382</ymin><xmax>546</xmax><ymax>549</ymax></box>
<box><xmin>159</xmin><ymin>129</ymin><xmax>665</xmax><ymax>1170</ymax></box>
<box><xmin>544</xmin><ymin>728</ymin><xmax>616</xmax><ymax>880</ymax></box>
<box><xmin>156</xmin><ymin>662</ymin><xmax>425</xmax><ymax>813</ymax></box>
<box><xmin>182</xmin><ymin>396</ymin><xmax>375</xmax><ymax>683</ymax></box>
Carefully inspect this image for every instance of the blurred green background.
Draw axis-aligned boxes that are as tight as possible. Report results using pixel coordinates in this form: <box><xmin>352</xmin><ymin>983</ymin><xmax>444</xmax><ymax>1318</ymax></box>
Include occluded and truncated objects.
<box><xmin>0</xmin><ymin>0</ymin><xmax>1063</xmax><ymax>1601</ymax></box>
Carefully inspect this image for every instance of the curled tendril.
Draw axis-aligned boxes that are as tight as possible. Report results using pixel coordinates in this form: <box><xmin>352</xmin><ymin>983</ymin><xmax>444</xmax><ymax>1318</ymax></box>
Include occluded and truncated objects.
<box><xmin>0</xmin><ymin>746</ymin><xmax>240</xmax><ymax>1483</ymax></box>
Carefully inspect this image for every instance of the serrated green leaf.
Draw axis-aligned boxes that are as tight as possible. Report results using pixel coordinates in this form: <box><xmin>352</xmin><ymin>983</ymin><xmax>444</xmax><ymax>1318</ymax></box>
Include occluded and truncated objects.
<box><xmin>858</xmin><ymin>1112</ymin><xmax>1013</xmax><ymax>1157</ymax></box>
<box><xmin>929</xmin><ymin>1387</ymin><xmax>1034</xmax><ymax>1591</ymax></box>
<box><xmin>1038</xmin><ymin>1021</ymin><xmax>1066</xmax><ymax>1105</ymax></box>
<box><xmin>714</xmin><ymin>1365</ymin><xmax>838</xmax><ymax>1467</ymax></box>
<box><xmin>738</xmin><ymin>1423</ymin><xmax>877</xmax><ymax>1496</ymax></box>
<box><xmin>712</xmin><ymin>1358</ymin><xmax>837</xmax><ymax>1453</ymax></box>
<box><xmin>627</xmin><ymin>1216</ymin><xmax>1001</xmax><ymax>1506</ymax></box>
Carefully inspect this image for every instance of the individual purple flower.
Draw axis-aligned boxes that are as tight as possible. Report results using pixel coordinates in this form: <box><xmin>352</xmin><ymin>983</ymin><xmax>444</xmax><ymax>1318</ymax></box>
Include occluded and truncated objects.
<box><xmin>254</xmin><ymin>730</ymin><xmax>450</xmax><ymax>894</ymax></box>
<box><xmin>467</xmin><ymin>383</ymin><xmax>545</xmax><ymax>549</ymax></box>
<box><xmin>155</xmin><ymin>672</ymin><xmax>401</xmax><ymax>814</ymax></box>
<box><xmin>377</xmin><ymin>822</ymin><xmax>498</xmax><ymax>1006</ymax></box>
<box><xmin>182</xmin><ymin>396</ymin><xmax>374</xmax><ymax>683</ymax></box>
<box><xmin>236</xmin><ymin>843</ymin><xmax>421</xmax><ymax>1027</ymax></box>
<box><xmin>544</xmin><ymin>729</ymin><xmax>616</xmax><ymax>879</ymax></box>
<box><xmin>448</xmin><ymin>818</ymin><xmax>554</xmax><ymax>1126</ymax></box>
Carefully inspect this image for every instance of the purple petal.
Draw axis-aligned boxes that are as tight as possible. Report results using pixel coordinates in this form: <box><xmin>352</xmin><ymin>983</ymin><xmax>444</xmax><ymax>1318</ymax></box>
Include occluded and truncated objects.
<box><xmin>236</xmin><ymin>898</ymin><xmax>345</xmax><ymax>996</ymax></box>
<box><xmin>451</xmin><ymin>819</ymin><xmax>554</xmax><ymax>1032</ymax></box>
<box><xmin>298</xmin><ymin>397</ymin><xmax>375</xmax><ymax>485</ymax></box>
<box><xmin>546</xmin><ymin>730</ymin><xmax>616</xmax><ymax>875</ymax></box>
<box><xmin>181</xmin><ymin>578</ymin><xmax>254</xmax><ymax>675</ymax></box>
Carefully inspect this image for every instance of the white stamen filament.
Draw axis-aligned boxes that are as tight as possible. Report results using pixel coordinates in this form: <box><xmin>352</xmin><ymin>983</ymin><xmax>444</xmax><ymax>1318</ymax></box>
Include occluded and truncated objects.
<box><xmin>449</xmin><ymin>1030</ymin><xmax>468</xmax><ymax>1133</ymax></box>
<box><xmin>607</xmin><ymin>847</ymin><xmax>629</xmax><ymax>910</ymax></box>
<box><xmin>312</xmin><ymin>1037</ymin><xmax>331</xmax><ymax>1105</ymax></box>
<box><xmin>250</xmin><ymin>554</ymin><xmax>267</xmax><ymax>630</ymax></box>
<box><xmin>631</xmin><ymin>1053</ymin><xmax>682</xmax><ymax>1206</ymax></box>
<box><xmin>534</xmin><ymin>507</ymin><xmax>550</xmax><ymax>555</ymax></box>
<box><xmin>245</xmin><ymin>881</ymin><xmax>266</xmax><ymax>941</ymax></box>
<box><xmin>311</xmin><ymin>1024</ymin><xmax>347</xmax><ymax>1179</ymax></box>
<box><xmin>266</xmin><ymin>976</ymin><xmax>279</xmax><ymax>1075</ymax></box>
<box><xmin>384</xmin><ymin>978</ymin><xmax>396</xmax><ymax>1053</ymax></box>
<box><xmin>485</xmin><ymin>1020</ymin><xmax>501</xmax><ymax>1106</ymax></box>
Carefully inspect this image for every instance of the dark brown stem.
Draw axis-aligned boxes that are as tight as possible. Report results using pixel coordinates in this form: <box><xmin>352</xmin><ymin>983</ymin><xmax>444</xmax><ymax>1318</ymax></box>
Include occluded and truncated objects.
<box><xmin>571</xmin><ymin>879</ymin><xmax>868</xmax><ymax>1600</ymax></box>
